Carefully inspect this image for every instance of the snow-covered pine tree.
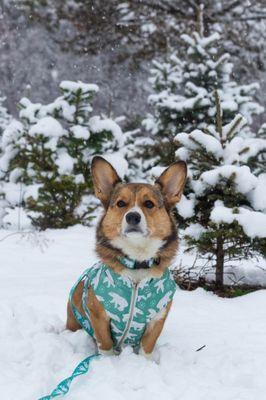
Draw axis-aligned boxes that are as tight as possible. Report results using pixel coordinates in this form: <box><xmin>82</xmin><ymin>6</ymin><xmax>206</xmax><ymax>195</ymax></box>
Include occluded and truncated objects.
<box><xmin>254</xmin><ymin>123</ymin><xmax>266</xmax><ymax>174</ymax></box>
<box><xmin>175</xmin><ymin>92</ymin><xmax>266</xmax><ymax>288</ymax></box>
<box><xmin>0</xmin><ymin>93</ymin><xmax>12</xmax><ymax>227</ymax></box>
<box><xmin>0</xmin><ymin>81</ymin><xmax>127</xmax><ymax>229</ymax></box>
<box><xmin>141</xmin><ymin>7</ymin><xmax>263</xmax><ymax>169</ymax></box>
<box><xmin>0</xmin><ymin>93</ymin><xmax>12</xmax><ymax>137</ymax></box>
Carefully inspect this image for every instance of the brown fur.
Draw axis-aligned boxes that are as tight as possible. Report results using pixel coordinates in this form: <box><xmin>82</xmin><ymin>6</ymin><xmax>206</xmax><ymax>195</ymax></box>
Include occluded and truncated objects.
<box><xmin>67</xmin><ymin>157</ymin><xmax>187</xmax><ymax>357</ymax></box>
<box><xmin>96</xmin><ymin>182</ymin><xmax>179</xmax><ymax>277</ymax></box>
<box><xmin>141</xmin><ymin>301</ymin><xmax>172</xmax><ymax>354</ymax></box>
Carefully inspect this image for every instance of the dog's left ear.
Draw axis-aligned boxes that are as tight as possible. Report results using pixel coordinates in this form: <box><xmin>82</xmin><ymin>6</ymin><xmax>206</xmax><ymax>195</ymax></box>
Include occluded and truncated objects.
<box><xmin>155</xmin><ymin>161</ymin><xmax>187</xmax><ymax>208</ymax></box>
<box><xmin>91</xmin><ymin>156</ymin><xmax>122</xmax><ymax>207</ymax></box>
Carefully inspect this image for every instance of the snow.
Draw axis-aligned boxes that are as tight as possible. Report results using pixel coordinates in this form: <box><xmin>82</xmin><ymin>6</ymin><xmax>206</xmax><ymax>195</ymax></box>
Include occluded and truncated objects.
<box><xmin>145</xmin><ymin>26</ymin><xmax>263</xmax><ymax>143</ymax></box>
<box><xmin>183</xmin><ymin>223</ymin><xmax>207</xmax><ymax>240</ymax></box>
<box><xmin>211</xmin><ymin>200</ymin><xmax>266</xmax><ymax>238</ymax></box>
<box><xmin>1</xmin><ymin>182</ymin><xmax>24</xmax><ymax>205</ymax></box>
<box><xmin>55</xmin><ymin>152</ymin><xmax>75</xmax><ymax>175</ymax></box>
<box><xmin>175</xmin><ymin>130</ymin><xmax>223</xmax><ymax>158</ymax></box>
<box><xmin>89</xmin><ymin>116</ymin><xmax>124</xmax><ymax>146</ymax></box>
<box><xmin>2</xmin><ymin>206</ymin><xmax>32</xmax><ymax>228</ymax></box>
<box><xmin>176</xmin><ymin>194</ymin><xmax>195</xmax><ymax>219</ymax></box>
<box><xmin>24</xmin><ymin>184</ymin><xmax>42</xmax><ymax>201</ymax></box>
<box><xmin>60</xmin><ymin>80</ymin><xmax>99</xmax><ymax>94</ymax></box>
<box><xmin>224</xmin><ymin>136</ymin><xmax>266</xmax><ymax>165</ymax></box>
<box><xmin>222</xmin><ymin>113</ymin><xmax>247</xmax><ymax>138</ymax></box>
<box><xmin>249</xmin><ymin>174</ymin><xmax>266</xmax><ymax>212</ymax></box>
<box><xmin>175</xmin><ymin>116</ymin><xmax>265</xmax><ymax>168</ymax></box>
<box><xmin>149</xmin><ymin>166</ymin><xmax>165</xmax><ymax>179</ymax></box>
<box><xmin>29</xmin><ymin>116</ymin><xmax>64</xmax><ymax>138</ymax></box>
<box><xmin>181</xmin><ymin>32</ymin><xmax>221</xmax><ymax>51</ymax></box>
<box><xmin>0</xmin><ymin>121</ymin><xmax>23</xmax><ymax>176</ymax></box>
<box><xmin>19</xmin><ymin>98</ymin><xmax>43</xmax><ymax>124</ymax></box>
<box><xmin>9</xmin><ymin>167</ymin><xmax>23</xmax><ymax>183</ymax></box>
<box><xmin>103</xmin><ymin>152</ymin><xmax>128</xmax><ymax>179</ymax></box>
<box><xmin>154</xmin><ymin>92</ymin><xmax>210</xmax><ymax>113</ymax></box>
<box><xmin>197</xmin><ymin>165</ymin><xmax>257</xmax><ymax>195</ymax></box>
<box><xmin>1</xmin><ymin>120</ymin><xmax>24</xmax><ymax>148</ymax></box>
<box><xmin>70</xmin><ymin>125</ymin><xmax>90</xmax><ymax>140</ymax></box>
<box><xmin>1</xmin><ymin>225</ymin><xmax>266</xmax><ymax>400</ymax></box>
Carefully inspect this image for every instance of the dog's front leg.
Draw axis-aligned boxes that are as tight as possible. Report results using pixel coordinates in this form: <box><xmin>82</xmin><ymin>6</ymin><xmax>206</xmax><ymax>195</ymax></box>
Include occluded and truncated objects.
<box><xmin>140</xmin><ymin>301</ymin><xmax>172</xmax><ymax>359</ymax></box>
<box><xmin>87</xmin><ymin>287</ymin><xmax>114</xmax><ymax>355</ymax></box>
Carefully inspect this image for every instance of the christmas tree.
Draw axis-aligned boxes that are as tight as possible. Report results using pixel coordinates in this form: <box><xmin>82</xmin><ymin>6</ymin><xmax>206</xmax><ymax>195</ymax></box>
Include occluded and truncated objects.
<box><xmin>0</xmin><ymin>81</ymin><xmax>127</xmax><ymax>229</ymax></box>
<box><xmin>142</xmin><ymin>7</ymin><xmax>263</xmax><ymax>168</ymax></box>
<box><xmin>175</xmin><ymin>92</ymin><xmax>266</xmax><ymax>288</ymax></box>
<box><xmin>0</xmin><ymin>93</ymin><xmax>12</xmax><ymax>137</ymax></box>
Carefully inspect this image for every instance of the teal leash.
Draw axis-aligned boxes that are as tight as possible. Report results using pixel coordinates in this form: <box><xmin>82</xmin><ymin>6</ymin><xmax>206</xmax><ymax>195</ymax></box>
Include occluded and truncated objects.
<box><xmin>38</xmin><ymin>267</ymin><xmax>98</xmax><ymax>400</ymax></box>
<box><xmin>39</xmin><ymin>353</ymin><xmax>100</xmax><ymax>400</ymax></box>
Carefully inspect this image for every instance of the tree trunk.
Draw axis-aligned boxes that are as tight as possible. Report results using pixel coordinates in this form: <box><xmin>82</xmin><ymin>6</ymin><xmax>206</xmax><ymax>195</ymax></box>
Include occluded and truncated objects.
<box><xmin>215</xmin><ymin>236</ymin><xmax>224</xmax><ymax>288</ymax></box>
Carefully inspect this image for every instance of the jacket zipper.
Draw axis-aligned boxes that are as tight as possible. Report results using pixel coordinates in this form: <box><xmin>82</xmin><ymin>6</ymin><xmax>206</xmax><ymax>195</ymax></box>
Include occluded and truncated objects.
<box><xmin>115</xmin><ymin>281</ymin><xmax>139</xmax><ymax>352</ymax></box>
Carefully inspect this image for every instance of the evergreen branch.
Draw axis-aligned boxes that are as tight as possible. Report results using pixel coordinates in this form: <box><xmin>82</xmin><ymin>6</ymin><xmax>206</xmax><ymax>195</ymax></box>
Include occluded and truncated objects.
<box><xmin>227</xmin><ymin>115</ymin><xmax>245</xmax><ymax>142</ymax></box>
<box><xmin>214</xmin><ymin>90</ymin><xmax>223</xmax><ymax>147</ymax></box>
<box><xmin>238</xmin><ymin>147</ymin><xmax>250</xmax><ymax>156</ymax></box>
<box><xmin>220</xmin><ymin>0</ymin><xmax>243</xmax><ymax>14</ymax></box>
<box><xmin>188</xmin><ymin>136</ymin><xmax>221</xmax><ymax>167</ymax></box>
<box><xmin>196</xmin><ymin>4</ymin><xmax>204</xmax><ymax>37</ymax></box>
<box><xmin>227</xmin><ymin>15</ymin><xmax>266</xmax><ymax>21</ymax></box>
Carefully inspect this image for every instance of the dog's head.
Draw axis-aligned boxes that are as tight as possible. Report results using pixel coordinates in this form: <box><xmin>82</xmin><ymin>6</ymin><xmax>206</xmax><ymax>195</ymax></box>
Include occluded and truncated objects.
<box><xmin>91</xmin><ymin>156</ymin><xmax>187</xmax><ymax>262</ymax></box>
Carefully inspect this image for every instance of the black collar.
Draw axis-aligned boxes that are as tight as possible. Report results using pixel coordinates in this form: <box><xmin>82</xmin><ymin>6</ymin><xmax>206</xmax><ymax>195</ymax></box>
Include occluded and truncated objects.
<box><xmin>119</xmin><ymin>256</ymin><xmax>160</xmax><ymax>270</ymax></box>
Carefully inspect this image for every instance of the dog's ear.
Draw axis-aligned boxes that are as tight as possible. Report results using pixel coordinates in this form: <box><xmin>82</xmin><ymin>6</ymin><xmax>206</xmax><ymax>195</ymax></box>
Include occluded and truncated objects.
<box><xmin>91</xmin><ymin>156</ymin><xmax>122</xmax><ymax>207</ymax></box>
<box><xmin>155</xmin><ymin>161</ymin><xmax>187</xmax><ymax>207</ymax></box>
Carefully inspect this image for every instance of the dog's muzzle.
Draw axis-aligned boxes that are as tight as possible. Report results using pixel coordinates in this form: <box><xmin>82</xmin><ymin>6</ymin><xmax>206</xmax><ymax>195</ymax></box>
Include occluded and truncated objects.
<box><xmin>126</xmin><ymin>211</ymin><xmax>141</xmax><ymax>225</ymax></box>
<box><xmin>124</xmin><ymin>211</ymin><xmax>143</xmax><ymax>234</ymax></box>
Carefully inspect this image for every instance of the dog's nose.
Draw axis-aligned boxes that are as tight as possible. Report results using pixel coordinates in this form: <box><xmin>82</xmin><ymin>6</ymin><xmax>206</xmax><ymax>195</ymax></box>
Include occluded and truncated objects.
<box><xmin>126</xmin><ymin>212</ymin><xmax>141</xmax><ymax>225</ymax></box>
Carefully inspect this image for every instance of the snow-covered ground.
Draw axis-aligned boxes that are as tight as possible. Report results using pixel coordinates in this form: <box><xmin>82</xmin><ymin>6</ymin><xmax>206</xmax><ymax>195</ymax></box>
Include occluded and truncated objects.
<box><xmin>1</xmin><ymin>225</ymin><xmax>266</xmax><ymax>400</ymax></box>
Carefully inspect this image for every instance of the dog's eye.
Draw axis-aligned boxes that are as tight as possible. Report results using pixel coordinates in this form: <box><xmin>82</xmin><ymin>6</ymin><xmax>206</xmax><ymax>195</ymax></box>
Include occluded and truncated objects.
<box><xmin>144</xmin><ymin>200</ymin><xmax>154</xmax><ymax>209</ymax></box>
<box><xmin>117</xmin><ymin>200</ymin><xmax>126</xmax><ymax>208</ymax></box>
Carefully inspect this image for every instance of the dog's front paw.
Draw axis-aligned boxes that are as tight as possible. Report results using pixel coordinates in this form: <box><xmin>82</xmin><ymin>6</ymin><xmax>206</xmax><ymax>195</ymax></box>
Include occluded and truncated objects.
<box><xmin>139</xmin><ymin>345</ymin><xmax>152</xmax><ymax>360</ymax></box>
<box><xmin>98</xmin><ymin>347</ymin><xmax>115</xmax><ymax>356</ymax></box>
<box><xmin>139</xmin><ymin>345</ymin><xmax>160</xmax><ymax>363</ymax></box>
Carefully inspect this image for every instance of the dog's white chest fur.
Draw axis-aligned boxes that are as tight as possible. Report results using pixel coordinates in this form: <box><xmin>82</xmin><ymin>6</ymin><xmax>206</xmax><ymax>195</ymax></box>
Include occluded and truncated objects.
<box><xmin>111</xmin><ymin>235</ymin><xmax>165</xmax><ymax>283</ymax></box>
<box><xmin>111</xmin><ymin>236</ymin><xmax>164</xmax><ymax>262</ymax></box>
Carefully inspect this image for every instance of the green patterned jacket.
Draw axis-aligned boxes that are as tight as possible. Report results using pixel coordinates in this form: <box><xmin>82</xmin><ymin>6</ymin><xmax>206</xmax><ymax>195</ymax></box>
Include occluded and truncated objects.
<box><xmin>69</xmin><ymin>257</ymin><xmax>177</xmax><ymax>351</ymax></box>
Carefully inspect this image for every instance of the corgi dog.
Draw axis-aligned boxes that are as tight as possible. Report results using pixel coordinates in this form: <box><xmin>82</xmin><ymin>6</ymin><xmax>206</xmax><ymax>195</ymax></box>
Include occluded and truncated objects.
<box><xmin>66</xmin><ymin>156</ymin><xmax>187</xmax><ymax>359</ymax></box>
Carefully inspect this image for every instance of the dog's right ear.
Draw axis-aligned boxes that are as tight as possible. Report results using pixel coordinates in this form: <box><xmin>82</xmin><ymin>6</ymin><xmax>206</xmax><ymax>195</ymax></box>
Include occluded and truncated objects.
<box><xmin>91</xmin><ymin>156</ymin><xmax>122</xmax><ymax>207</ymax></box>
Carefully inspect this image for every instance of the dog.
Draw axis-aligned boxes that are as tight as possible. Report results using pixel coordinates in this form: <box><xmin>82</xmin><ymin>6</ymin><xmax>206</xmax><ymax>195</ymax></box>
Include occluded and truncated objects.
<box><xmin>66</xmin><ymin>156</ymin><xmax>187</xmax><ymax>359</ymax></box>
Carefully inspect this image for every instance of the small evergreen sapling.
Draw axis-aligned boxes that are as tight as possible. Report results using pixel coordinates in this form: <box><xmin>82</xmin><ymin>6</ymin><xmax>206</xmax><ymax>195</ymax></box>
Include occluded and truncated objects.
<box><xmin>175</xmin><ymin>92</ymin><xmax>266</xmax><ymax>288</ymax></box>
<box><xmin>0</xmin><ymin>81</ymin><xmax>126</xmax><ymax>229</ymax></box>
<box><xmin>0</xmin><ymin>93</ymin><xmax>11</xmax><ymax>137</ymax></box>
<box><xmin>141</xmin><ymin>8</ymin><xmax>263</xmax><ymax>169</ymax></box>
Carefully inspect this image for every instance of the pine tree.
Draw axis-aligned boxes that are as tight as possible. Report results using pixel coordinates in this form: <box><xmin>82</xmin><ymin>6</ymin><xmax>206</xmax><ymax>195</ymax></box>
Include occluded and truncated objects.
<box><xmin>0</xmin><ymin>81</ymin><xmax>127</xmax><ymax>229</ymax></box>
<box><xmin>0</xmin><ymin>93</ymin><xmax>12</xmax><ymax>137</ymax></box>
<box><xmin>254</xmin><ymin>123</ymin><xmax>266</xmax><ymax>174</ymax></box>
<box><xmin>141</xmin><ymin>8</ymin><xmax>263</xmax><ymax>169</ymax></box>
<box><xmin>175</xmin><ymin>92</ymin><xmax>266</xmax><ymax>288</ymax></box>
